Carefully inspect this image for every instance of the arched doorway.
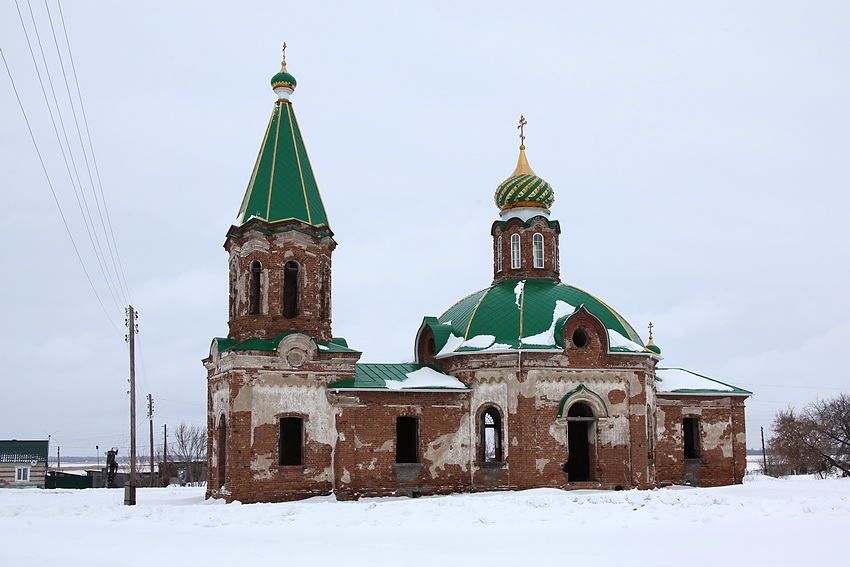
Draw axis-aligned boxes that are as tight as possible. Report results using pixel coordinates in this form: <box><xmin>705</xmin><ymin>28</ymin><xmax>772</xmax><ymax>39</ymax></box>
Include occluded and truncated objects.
<box><xmin>566</xmin><ymin>402</ymin><xmax>594</xmax><ymax>482</ymax></box>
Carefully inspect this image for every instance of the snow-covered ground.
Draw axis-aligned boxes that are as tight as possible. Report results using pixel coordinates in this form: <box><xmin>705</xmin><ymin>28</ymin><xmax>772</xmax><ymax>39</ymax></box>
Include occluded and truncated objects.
<box><xmin>2</xmin><ymin>474</ymin><xmax>847</xmax><ymax>566</ymax></box>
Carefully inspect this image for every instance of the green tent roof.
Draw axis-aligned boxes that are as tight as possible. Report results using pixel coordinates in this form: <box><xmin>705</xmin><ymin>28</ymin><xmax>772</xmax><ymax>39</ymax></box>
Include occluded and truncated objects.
<box><xmin>236</xmin><ymin>99</ymin><xmax>329</xmax><ymax>228</ymax></box>
<box><xmin>430</xmin><ymin>278</ymin><xmax>649</xmax><ymax>355</ymax></box>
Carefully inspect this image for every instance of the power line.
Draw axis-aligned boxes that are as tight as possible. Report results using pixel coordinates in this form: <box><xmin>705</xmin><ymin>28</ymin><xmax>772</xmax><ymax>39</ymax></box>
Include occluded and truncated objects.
<box><xmin>2</xmin><ymin>47</ymin><xmax>121</xmax><ymax>334</ymax></box>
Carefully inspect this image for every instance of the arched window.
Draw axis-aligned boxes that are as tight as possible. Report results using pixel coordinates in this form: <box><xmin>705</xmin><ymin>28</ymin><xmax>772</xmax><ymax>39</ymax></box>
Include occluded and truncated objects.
<box><xmin>249</xmin><ymin>261</ymin><xmax>261</xmax><ymax>315</ymax></box>
<box><xmin>552</xmin><ymin>236</ymin><xmax>558</xmax><ymax>271</ymax></box>
<box><xmin>496</xmin><ymin>236</ymin><xmax>503</xmax><ymax>272</ymax></box>
<box><xmin>481</xmin><ymin>407</ymin><xmax>502</xmax><ymax>462</ymax></box>
<box><xmin>510</xmin><ymin>234</ymin><xmax>521</xmax><ymax>269</ymax></box>
<box><xmin>217</xmin><ymin>415</ymin><xmax>227</xmax><ymax>488</ymax></box>
<box><xmin>533</xmin><ymin>233</ymin><xmax>544</xmax><ymax>268</ymax></box>
<box><xmin>319</xmin><ymin>264</ymin><xmax>328</xmax><ymax>319</ymax></box>
<box><xmin>283</xmin><ymin>261</ymin><xmax>300</xmax><ymax>319</ymax></box>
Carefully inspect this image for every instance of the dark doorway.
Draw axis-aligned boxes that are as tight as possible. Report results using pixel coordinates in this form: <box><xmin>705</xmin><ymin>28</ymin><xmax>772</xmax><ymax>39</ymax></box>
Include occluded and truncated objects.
<box><xmin>567</xmin><ymin>402</ymin><xmax>594</xmax><ymax>481</ymax></box>
<box><xmin>396</xmin><ymin>416</ymin><xmax>419</xmax><ymax>463</ymax></box>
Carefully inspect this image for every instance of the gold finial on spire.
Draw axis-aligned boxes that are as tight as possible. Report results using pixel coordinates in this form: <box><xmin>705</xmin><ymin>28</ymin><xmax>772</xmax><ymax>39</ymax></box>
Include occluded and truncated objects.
<box><xmin>647</xmin><ymin>321</ymin><xmax>657</xmax><ymax>345</ymax></box>
<box><xmin>517</xmin><ymin>115</ymin><xmax>527</xmax><ymax>150</ymax></box>
<box><xmin>510</xmin><ymin>115</ymin><xmax>534</xmax><ymax>176</ymax></box>
<box><xmin>280</xmin><ymin>42</ymin><xmax>288</xmax><ymax>71</ymax></box>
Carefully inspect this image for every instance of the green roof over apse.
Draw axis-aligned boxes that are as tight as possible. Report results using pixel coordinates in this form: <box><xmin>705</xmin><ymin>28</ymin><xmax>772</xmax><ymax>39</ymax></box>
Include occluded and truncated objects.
<box><xmin>430</xmin><ymin>279</ymin><xmax>650</xmax><ymax>355</ymax></box>
<box><xmin>236</xmin><ymin>76</ymin><xmax>329</xmax><ymax>228</ymax></box>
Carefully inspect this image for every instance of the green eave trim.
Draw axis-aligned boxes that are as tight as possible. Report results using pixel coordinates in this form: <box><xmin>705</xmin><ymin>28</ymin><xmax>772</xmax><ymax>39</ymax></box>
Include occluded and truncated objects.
<box><xmin>328</xmin><ymin>363</ymin><xmax>469</xmax><ymax>390</ymax></box>
<box><xmin>495</xmin><ymin>218</ymin><xmax>559</xmax><ymax>230</ymax></box>
<box><xmin>655</xmin><ymin>367</ymin><xmax>752</xmax><ymax>395</ymax></box>
<box><xmin>226</xmin><ymin>222</ymin><xmax>333</xmax><ymax>240</ymax></box>
<box><xmin>237</xmin><ymin>100</ymin><xmax>330</xmax><ymax>228</ymax></box>
<box><xmin>556</xmin><ymin>384</ymin><xmax>610</xmax><ymax>418</ymax></box>
<box><xmin>215</xmin><ymin>333</ymin><xmax>361</xmax><ymax>354</ymax></box>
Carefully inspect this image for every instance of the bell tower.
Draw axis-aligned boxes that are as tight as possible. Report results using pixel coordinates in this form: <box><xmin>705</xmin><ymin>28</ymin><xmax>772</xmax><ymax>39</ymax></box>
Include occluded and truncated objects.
<box><xmin>491</xmin><ymin>116</ymin><xmax>561</xmax><ymax>285</ymax></box>
<box><xmin>225</xmin><ymin>50</ymin><xmax>335</xmax><ymax>343</ymax></box>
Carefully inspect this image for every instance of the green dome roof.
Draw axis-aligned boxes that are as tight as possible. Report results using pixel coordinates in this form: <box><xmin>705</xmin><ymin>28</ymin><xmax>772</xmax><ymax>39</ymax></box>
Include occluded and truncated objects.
<box><xmin>495</xmin><ymin>147</ymin><xmax>554</xmax><ymax>213</ymax></box>
<box><xmin>431</xmin><ymin>279</ymin><xmax>648</xmax><ymax>355</ymax></box>
<box><xmin>271</xmin><ymin>60</ymin><xmax>297</xmax><ymax>90</ymax></box>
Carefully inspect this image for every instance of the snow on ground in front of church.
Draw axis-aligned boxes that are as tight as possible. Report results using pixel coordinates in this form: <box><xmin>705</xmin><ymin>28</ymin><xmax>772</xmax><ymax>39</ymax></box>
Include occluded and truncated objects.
<box><xmin>1</xmin><ymin>475</ymin><xmax>847</xmax><ymax>566</ymax></box>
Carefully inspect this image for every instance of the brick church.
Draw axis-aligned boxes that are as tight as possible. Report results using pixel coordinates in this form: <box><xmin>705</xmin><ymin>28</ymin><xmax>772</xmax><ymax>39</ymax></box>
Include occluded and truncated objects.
<box><xmin>204</xmin><ymin>54</ymin><xmax>751</xmax><ymax>503</ymax></box>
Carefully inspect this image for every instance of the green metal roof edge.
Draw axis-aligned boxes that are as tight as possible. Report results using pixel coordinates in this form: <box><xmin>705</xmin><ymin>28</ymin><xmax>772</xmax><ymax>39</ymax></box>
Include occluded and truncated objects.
<box><xmin>217</xmin><ymin>333</ymin><xmax>361</xmax><ymax>354</ymax></box>
<box><xmin>495</xmin><ymin>217</ymin><xmax>559</xmax><ymax>230</ymax></box>
<box><xmin>328</xmin><ymin>362</ymin><xmax>469</xmax><ymax>390</ymax></box>
<box><xmin>556</xmin><ymin>384</ymin><xmax>610</xmax><ymax>418</ymax></box>
<box><xmin>227</xmin><ymin>221</ymin><xmax>333</xmax><ymax>240</ymax></box>
<box><xmin>0</xmin><ymin>440</ymin><xmax>49</xmax><ymax>462</ymax></box>
<box><xmin>655</xmin><ymin>367</ymin><xmax>752</xmax><ymax>395</ymax></box>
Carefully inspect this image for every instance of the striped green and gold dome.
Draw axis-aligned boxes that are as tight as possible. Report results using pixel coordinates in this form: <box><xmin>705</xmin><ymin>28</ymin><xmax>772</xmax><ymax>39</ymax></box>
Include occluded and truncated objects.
<box><xmin>495</xmin><ymin>147</ymin><xmax>554</xmax><ymax>213</ymax></box>
<box><xmin>271</xmin><ymin>63</ymin><xmax>297</xmax><ymax>90</ymax></box>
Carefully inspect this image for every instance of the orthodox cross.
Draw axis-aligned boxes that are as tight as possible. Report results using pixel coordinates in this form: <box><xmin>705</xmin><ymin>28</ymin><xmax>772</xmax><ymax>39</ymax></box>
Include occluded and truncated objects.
<box><xmin>648</xmin><ymin>321</ymin><xmax>654</xmax><ymax>341</ymax></box>
<box><xmin>517</xmin><ymin>115</ymin><xmax>527</xmax><ymax>148</ymax></box>
<box><xmin>281</xmin><ymin>42</ymin><xmax>288</xmax><ymax>63</ymax></box>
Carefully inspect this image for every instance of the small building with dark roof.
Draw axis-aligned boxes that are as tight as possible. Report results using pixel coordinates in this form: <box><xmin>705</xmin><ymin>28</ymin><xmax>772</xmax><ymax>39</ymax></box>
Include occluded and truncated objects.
<box><xmin>203</xmin><ymin>54</ymin><xmax>751</xmax><ymax>503</ymax></box>
<box><xmin>0</xmin><ymin>440</ymin><xmax>49</xmax><ymax>488</ymax></box>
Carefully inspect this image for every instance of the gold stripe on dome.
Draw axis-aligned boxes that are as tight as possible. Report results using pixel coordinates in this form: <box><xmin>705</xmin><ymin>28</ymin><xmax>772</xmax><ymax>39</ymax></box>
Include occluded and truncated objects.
<box><xmin>463</xmin><ymin>287</ymin><xmax>494</xmax><ymax>342</ymax></box>
<box><xmin>500</xmin><ymin>201</ymin><xmax>550</xmax><ymax>212</ymax></box>
<box><xmin>239</xmin><ymin>107</ymin><xmax>276</xmax><ymax>222</ymax></box>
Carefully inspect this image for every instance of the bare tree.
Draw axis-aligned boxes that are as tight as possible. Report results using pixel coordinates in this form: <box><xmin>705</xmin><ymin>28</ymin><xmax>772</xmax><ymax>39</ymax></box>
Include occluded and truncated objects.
<box><xmin>173</xmin><ymin>422</ymin><xmax>207</xmax><ymax>485</ymax></box>
<box><xmin>769</xmin><ymin>394</ymin><xmax>850</xmax><ymax>477</ymax></box>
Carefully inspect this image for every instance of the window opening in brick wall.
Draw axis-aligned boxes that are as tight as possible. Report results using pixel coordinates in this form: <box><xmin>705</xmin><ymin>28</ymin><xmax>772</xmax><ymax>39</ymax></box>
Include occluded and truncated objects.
<box><xmin>396</xmin><ymin>416</ymin><xmax>419</xmax><ymax>463</ymax></box>
<box><xmin>553</xmin><ymin>235</ymin><xmax>558</xmax><ymax>272</ymax></box>
<box><xmin>496</xmin><ymin>236</ymin><xmax>503</xmax><ymax>272</ymax></box>
<box><xmin>249</xmin><ymin>260</ymin><xmax>262</xmax><ymax>315</ymax></box>
<box><xmin>279</xmin><ymin>416</ymin><xmax>304</xmax><ymax>466</ymax></box>
<box><xmin>510</xmin><ymin>234</ymin><xmax>521</xmax><ymax>269</ymax></box>
<box><xmin>217</xmin><ymin>416</ymin><xmax>227</xmax><ymax>488</ymax></box>
<box><xmin>481</xmin><ymin>407</ymin><xmax>502</xmax><ymax>462</ymax></box>
<box><xmin>566</xmin><ymin>402</ymin><xmax>594</xmax><ymax>482</ymax></box>
<box><xmin>283</xmin><ymin>261</ymin><xmax>300</xmax><ymax>319</ymax></box>
<box><xmin>683</xmin><ymin>417</ymin><xmax>701</xmax><ymax>459</ymax></box>
<box><xmin>320</xmin><ymin>263</ymin><xmax>329</xmax><ymax>319</ymax></box>
<box><xmin>572</xmin><ymin>328</ymin><xmax>588</xmax><ymax>348</ymax></box>
<box><xmin>533</xmin><ymin>233</ymin><xmax>544</xmax><ymax>268</ymax></box>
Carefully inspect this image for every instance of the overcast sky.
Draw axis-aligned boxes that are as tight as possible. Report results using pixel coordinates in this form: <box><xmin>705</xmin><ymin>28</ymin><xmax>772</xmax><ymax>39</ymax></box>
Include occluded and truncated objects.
<box><xmin>2</xmin><ymin>1</ymin><xmax>848</xmax><ymax>456</ymax></box>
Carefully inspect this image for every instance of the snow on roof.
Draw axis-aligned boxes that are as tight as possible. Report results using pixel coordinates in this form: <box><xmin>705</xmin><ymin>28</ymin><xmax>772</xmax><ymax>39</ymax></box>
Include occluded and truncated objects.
<box><xmin>384</xmin><ymin>367</ymin><xmax>467</xmax><ymax>390</ymax></box>
<box><xmin>656</xmin><ymin>367</ymin><xmax>751</xmax><ymax>395</ymax></box>
<box><xmin>522</xmin><ymin>299</ymin><xmax>576</xmax><ymax>346</ymax></box>
<box><xmin>607</xmin><ymin>329</ymin><xmax>647</xmax><ymax>353</ymax></box>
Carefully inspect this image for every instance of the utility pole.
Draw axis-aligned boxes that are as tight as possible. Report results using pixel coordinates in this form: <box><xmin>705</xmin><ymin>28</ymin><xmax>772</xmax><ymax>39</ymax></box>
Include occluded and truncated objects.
<box><xmin>148</xmin><ymin>394</ymin><xmax>155</xmax><ymax>487</ymax></box>
<box><xmin>125</xmin><ymin>306</ymin><xmax>138</xmax><ymax>505</ymax></box>
<box><xmin>163</xmin><ymin>423</ymin><xmax>168</xmax><ymax>484</ymax></box>
<box><xmin>761</xmin><ymin>426</ymin><xmax>769</xmax><ymax>476</ymax></box>
<box><xmin>57</xmin><ymin>446</ymin><xmax>60</xmax><ymax>470</ymax></box>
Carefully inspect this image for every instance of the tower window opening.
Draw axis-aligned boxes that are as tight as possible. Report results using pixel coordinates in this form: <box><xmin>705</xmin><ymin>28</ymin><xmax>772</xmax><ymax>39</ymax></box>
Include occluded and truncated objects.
<box><xmin>496</xmin><ymin>236</ymin><xmax>503</xmax><ymax>273</ymax></box>
<box><xmin>396</xmin><ymin>416</ymin><xmax>419</xmax><ymax>463</ymax></box>
<box><xmin>481</xmin><ymin>407</ymin><xmax>502</xmax><ymax>462</ymax></box>
<box><xmin>533</xmin><ymin>233</ymin><xmax>544</xmax><ymax>268</ymax></box>
<box><xmin>552</xmin><ymin>236</ymin><xmax>558</xmax><ymax>271</ymax></box>
<box><xmin>279</xmin><ymin>416</ymin><xmax>304</xmax><ymax>466</ymax></box>
<box><xmin>510</xmin><ymin>234</ymin><xmax>521</xmax><ymax>269</ymax></box>
<box><xmin>249</xmin><ymin>261</ymin><xmax>262</xmax><ymax>315</ymax></box>
<box><xmin>283</xmin><ymin>261</ymin><xmax>300</xmax><ymax>319</ymax></box>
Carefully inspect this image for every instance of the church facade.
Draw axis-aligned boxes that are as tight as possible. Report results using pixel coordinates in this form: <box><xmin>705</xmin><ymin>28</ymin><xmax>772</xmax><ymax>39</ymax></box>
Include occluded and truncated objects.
<box><xmin>204</xmin><ymin>56</ymin><xmax>751</xmax><ymax>503</ymax></box>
